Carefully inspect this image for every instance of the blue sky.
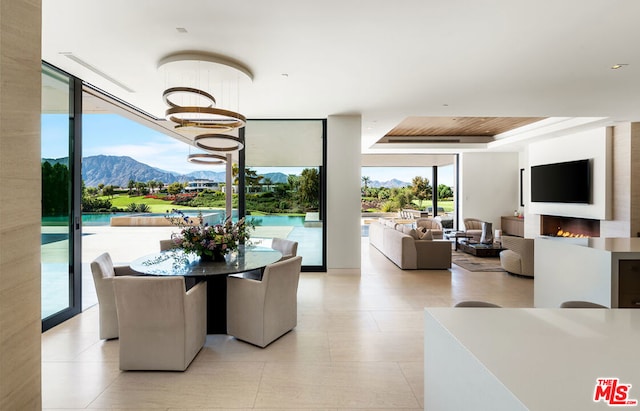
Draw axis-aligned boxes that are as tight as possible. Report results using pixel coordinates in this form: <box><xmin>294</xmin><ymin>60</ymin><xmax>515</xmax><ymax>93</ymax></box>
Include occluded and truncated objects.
<box><xmin>42</xmin><ymin>113</ymin><xmax>454</xmax><ymax>185</ymax></box>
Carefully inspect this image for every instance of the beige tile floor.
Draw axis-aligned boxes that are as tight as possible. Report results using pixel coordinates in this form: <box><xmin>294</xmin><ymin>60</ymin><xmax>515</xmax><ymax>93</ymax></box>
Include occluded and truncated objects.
<box><xmin>42</xmin><ymin>238</ymin><xmax>533</xmax><ymax>410</ymax></box>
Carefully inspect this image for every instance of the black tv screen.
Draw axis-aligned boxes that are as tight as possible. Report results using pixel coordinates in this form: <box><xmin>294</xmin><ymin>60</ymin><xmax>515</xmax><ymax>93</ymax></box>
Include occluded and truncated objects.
<box><xmin>530</xmin><ymin>159</ymin><xmax>591</xmax><ymax>203</ymax></box>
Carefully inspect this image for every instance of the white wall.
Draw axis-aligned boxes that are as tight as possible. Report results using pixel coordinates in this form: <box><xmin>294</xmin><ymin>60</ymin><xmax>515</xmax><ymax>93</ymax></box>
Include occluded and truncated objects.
<box><xmin>459</xmin><ymin>152</ymin><xmax>519</xmax><ymax>230</ymax></box>
<box><xmin>327</xmin><ymin>115</ymin><xmax>361</xmax><ymax>270</ymax></box>
<box><xmin>528</xmin><ymin>127</ymin><xmax>612</xmax><ymax>220</ymax></box>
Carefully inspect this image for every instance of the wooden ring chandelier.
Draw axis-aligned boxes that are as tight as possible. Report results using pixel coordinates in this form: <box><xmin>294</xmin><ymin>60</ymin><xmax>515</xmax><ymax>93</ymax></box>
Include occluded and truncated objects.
<box><xmin>162</xmin><ymin>87</ymin><xmax>246</xmax><ymax>165</ymax></box>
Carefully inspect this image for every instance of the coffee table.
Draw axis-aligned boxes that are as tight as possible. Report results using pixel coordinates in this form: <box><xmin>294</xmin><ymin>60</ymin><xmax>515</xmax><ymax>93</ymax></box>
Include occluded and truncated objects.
<box><xmin>458</xmin><ymin>241</ymin><xmax>505</xmax><ymax>257</ymax></box>
<box><xmin>445</xmin><ymin>231</ymin><xmax>474</xmax><ymax>251</ymax></box>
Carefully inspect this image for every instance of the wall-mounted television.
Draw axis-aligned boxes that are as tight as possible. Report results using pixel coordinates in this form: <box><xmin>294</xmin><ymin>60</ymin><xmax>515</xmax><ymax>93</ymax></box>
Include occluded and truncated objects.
<box><xmin>530</xmin><ymin>159</ymin><xmax>591</xmax><ymax>203</ymax></box>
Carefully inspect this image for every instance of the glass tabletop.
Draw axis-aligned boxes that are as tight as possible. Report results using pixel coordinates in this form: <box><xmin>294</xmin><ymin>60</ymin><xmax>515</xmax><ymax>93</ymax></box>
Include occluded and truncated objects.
<box><xmin>129</xmin><ymin>245</ymin><xmax>282</xmax><ymax>277</ymax></box>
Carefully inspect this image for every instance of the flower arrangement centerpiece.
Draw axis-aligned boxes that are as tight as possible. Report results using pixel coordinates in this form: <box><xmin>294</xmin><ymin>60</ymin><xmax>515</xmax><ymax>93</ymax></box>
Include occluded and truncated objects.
<box><xmin>166</xmin><ymin>209</ymin><xmax>253</xmax><ymax>262</ymax></box>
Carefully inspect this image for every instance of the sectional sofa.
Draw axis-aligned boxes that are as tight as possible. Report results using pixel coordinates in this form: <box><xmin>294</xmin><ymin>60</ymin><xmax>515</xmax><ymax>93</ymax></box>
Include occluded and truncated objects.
<box><xmin>368</xmin><ymin>219</ymin><xmax>452</xmax><ymax>270</ymax></box>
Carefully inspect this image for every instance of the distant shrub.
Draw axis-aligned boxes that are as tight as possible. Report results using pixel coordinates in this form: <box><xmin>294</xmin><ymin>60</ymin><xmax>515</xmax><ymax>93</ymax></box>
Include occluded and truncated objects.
<box><xmin>125</xmin><ymin>203</ymin><xmax>151</xmax><ymax>213</ymax></box>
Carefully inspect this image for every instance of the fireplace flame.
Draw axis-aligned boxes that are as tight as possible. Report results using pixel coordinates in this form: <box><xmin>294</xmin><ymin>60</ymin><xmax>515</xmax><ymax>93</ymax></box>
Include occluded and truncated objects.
<box><xmin>556</xmin><ymin>229</ymin><xmax>589</xmax><ymax>238</ymax></box>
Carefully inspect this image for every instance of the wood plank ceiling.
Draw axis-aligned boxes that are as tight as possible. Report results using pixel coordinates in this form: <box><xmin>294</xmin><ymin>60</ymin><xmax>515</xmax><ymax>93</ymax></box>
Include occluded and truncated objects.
<box><xmin>377</xmin><ymin>116</ymin><xmax>545</xmax><ymax>144</ymax></box>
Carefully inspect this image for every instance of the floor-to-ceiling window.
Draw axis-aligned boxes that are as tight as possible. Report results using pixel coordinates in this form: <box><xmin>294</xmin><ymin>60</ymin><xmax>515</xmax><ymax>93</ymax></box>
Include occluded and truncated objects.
<box><xmin>41</xmin><ymin>63</ymin><xmax>82</xmax><ymax>331</ymax></box>
<box><xmin>360</xmin><ymin>155</ymin><xmax>459</xmax><ymax>231</ymax></box>
<box><xmin>244</xmin><ymin>120</ymin><xmax>326</xmax><ymax>271</ymax></box>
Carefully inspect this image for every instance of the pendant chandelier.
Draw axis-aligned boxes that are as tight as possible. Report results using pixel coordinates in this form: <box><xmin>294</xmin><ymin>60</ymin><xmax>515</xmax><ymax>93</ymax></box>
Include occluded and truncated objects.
<box><xmin>158</xmin><ymin>52</ymin><xmax>253</xmax><ymax>165</ymax></box>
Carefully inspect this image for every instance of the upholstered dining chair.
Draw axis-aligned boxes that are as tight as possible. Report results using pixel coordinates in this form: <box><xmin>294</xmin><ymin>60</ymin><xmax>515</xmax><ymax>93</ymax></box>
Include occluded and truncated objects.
<box><xmin>159</xmin><ymin>238</ymin><xmax>178</xmax><ymax>251</ymax></box>
<box><xmin>227</xmin><ymin>256</ymin><xmax>303</xmax><ymax>348</ymax></box>
<box><xmin>455</xmin><ymin>300</ymin><xmax>502</xmax><ymax>308</ymax></box>
<box><xmin>90</xmin><ymin>252</ymin><xmax>138</xmax><ymax>340</ymax></box>
<box><xmin>113</xmin><ymin>276</ymin><xmax>207</xmax><ymax>371</ymax></box>
<box><xmin>560</xmin><ymin>300</ymin><xmax>608</xmax><ymax>308</ymax></box>
<box><xmin>271</xmin><ymin>238</ymin><xmax>298</xmax><ymax>261</ymax></box>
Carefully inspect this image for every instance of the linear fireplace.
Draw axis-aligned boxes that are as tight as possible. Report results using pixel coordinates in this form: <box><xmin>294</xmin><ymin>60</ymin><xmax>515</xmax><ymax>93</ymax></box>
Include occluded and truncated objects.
<box><xmin>540</xmin><ymin>215</ymin><xmax>600</xmax><ymax>238</ymax></box>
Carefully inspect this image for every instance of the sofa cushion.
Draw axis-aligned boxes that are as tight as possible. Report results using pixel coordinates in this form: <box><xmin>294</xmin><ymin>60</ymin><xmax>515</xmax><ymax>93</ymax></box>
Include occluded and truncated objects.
<box><xmin>420</xmin><ymin>229</ymin><xmax>433</xmax><ymax>240</ymax></box>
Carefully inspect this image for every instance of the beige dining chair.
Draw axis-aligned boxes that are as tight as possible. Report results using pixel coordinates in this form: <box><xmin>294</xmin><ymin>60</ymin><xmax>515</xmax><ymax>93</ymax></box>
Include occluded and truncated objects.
<box><xmin>227</xmin><ymin>256</ymin><xmax>303</xmax><ymax>347</ymax></box>
<box><xmin>159</xmin><ymin>238</ymin><xmax>178</xmax><ymax>251</ymax></box>
<box><xmin>560</xmin><ymin>300</ymin><xmax>608</xmax><ymax>308</ymax></box>
<box><xmin>90</xmin><ymin>252</ymin><xmax>138</xmax><ymax>340</ymax></box>
<box><xmin>455</xmin><ymin>300</ymin><xmax>502</xmax><ymax>308</ymax></box>
<box><xmin>271</xmin><ymin>238</ymin><xmax>298</xmax><ymax>261</ymax></box>
<box><xmin>113</xmin><ymin>276</ymin><xmax>207</xmax><ymax>371</ymax></box>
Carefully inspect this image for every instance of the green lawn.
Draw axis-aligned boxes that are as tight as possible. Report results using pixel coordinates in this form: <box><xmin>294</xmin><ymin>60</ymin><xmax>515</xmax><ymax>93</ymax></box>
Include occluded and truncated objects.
<box><xmin>103</xmin><ymin>195</ymin><xmax>220</xmax><ymax>213</ymax></box>
<box><xmin>410</xmin><ymin>200</ymin><xmax>455</xmax><ymax>213</ymax></box>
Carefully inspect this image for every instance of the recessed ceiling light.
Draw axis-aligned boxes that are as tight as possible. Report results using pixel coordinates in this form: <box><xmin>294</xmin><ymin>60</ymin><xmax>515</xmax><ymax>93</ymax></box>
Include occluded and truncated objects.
<box><xmin>611</xmin><ymin>63</ymin><xmax>628</xmax><ymax>69</ymax></box>
<box><xmin>176</xmin><ymin>27</ymin><xmax>188</xmax><ymax>33</ymax></box>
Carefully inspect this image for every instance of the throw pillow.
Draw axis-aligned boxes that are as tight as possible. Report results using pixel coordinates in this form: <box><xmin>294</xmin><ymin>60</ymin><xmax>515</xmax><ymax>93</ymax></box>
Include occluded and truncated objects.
<box><xmin>408</xmin><ymin>229</ymin><xmax>421</xmax><ymax>240</ymax></box>
<box><xmin>420</xmin><ymin>229</ymin><xmax>433</xmax><ymax>240</ymax></box>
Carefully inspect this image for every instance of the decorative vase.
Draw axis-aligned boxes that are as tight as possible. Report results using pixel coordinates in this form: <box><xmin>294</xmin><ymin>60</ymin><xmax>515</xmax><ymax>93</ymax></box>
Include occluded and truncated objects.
<box><xmin>200</xmin><ymin>251</ymin><xmax>226</xmax><ymax>262</ymax></box>
<box><xmin>480</xmin><ymin>222</ymin><xmax>493</xmax><ymax>244</ymax></box>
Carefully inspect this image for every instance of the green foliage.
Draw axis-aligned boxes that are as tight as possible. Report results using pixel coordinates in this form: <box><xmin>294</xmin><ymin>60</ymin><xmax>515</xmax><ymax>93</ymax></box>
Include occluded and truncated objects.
<box><xmin>380</xmin><ymin>200</ymin><xmax>398</xmax><ymax>212</ymax></box>
<box><xmin>411</xmin><ymin>176</ymin><xmax>432</xmax><ymax>208</ymax></box>
<box><xmin>298</xmin><ymin>168</ymin><xmax>320</xmax><ymax>209</ymax></box>
<box><xmin>166</xmin><ymin>182</ymin><xmax>184</xmax><ymax>195</ymax></box>
<box><xmin>125</xmin><ymin>203</ymin><xmax>151</xmax><ymax>212</ymax></box>
<box><xmin>42</xmin><ymin>162</ymin><xmax>70</xmax><ymax>216</ymax></box>
<box><xmin>82</xmin><ymin>197</ymin><xmax>113</xmax><ymax>212</ymax></box>
<box><xmin>438</xmin><ymin>184</ymin><xmax>454</xmax><ymax>200</ymax></box>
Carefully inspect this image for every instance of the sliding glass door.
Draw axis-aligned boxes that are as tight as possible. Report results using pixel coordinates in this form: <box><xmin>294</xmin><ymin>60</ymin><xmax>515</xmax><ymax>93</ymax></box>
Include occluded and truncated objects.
<box><xmin>243</xmin><ymin>119</ymin><xmax>326</xmax><ymax>271</ymax></box>
<box><xmin>41</xmin><ymin>63</ymin><xmax>82</xmax><ymax>331</ymax></box>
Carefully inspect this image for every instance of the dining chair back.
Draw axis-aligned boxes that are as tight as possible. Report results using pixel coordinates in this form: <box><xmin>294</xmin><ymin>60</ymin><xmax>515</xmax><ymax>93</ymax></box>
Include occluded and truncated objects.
<box><xmin>560</xmin><ymin>300</ymin><xmax>608</xmax><ymax>308</ymax></box>
<box><xmin>227</xmin><ymin>256</ymin><xmax>303</xmax><ymax>347</ymax></box>
<box><xmin>90</xmin><ymin>252</ymin><xmax>137</xmax><ymax>339</ymax></box>
<box><xmin>271</xmin><ymin>238</ymin><xmax>298</xmax><ymax>261</ymax></box>
<box><xmin>114</xmin><ymin>276</ymin><xmax>206</xmax><ymax>371</ymax></box>
<box><xmin>455</xmin><ymin>300</ymin><xmax>502</xmax><ymax>308</ymax></box>
<box><xmin>159</xmin><ymin>239</ymin><xmax>178</xmax><ymax>251</ymax></box>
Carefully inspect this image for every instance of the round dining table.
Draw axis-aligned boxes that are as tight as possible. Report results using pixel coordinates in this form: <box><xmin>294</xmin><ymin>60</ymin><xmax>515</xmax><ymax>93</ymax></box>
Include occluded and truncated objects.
<box><xmin>130</xmin><ymin>245</ymin><xmax>282</xmax><ymax>334</ymax></box>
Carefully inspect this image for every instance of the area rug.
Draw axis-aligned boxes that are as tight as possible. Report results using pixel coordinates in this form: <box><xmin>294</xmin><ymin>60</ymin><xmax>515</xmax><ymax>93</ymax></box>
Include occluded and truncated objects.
<box><xmin>451</xmin><ymin>251</ymin><xmax>506</xmax><ymax>272</ymax></box>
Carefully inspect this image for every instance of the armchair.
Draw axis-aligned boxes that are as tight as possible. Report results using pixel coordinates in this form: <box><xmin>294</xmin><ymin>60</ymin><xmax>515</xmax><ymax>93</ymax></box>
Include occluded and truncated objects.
<box><xmin>113</xmin><ymin>276</ymin><xmax>206</xmax><ymax>371</ymax></box>
<box><xmin>463</xmin><ymin>218</ymin><xmax>484</xmax><ymax>242</ymax></box>
<box><xmin>227</xmin><ymin>256</ymin><xmax>303</xmax><ymax>347</ymax></box>
<box><xmin>90</xmin><ymin>252</ymin><xmax>138</xmax><ymax>339</ymax></box>
<box><xmin>499</xmin><ymin>235</ymin><xmax>535</xmax><ymax>277</ymax></box>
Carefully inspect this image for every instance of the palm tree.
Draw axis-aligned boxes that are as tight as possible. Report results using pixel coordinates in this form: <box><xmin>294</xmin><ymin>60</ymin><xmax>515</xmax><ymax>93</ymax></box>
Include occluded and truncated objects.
<box><xmin>127</xmin><ymin>179</ymin><xmax>135</xmax><ymax>195</ymax></box>
<box><xmin>361</xmin><ymin>176</ymin><xmax>370</xmax><ymax>195</ymax></box>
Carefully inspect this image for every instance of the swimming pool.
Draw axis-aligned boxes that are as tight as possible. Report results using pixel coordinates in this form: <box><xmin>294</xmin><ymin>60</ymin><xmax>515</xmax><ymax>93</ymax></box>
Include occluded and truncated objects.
<box><xmin>75</xmin><ymin>211</ymin><xmax>305</xmax><ymax>227</ymax></box>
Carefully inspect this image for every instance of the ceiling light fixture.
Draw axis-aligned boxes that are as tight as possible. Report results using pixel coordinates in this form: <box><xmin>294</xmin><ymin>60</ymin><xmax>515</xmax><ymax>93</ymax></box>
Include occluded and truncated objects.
<box><xmin>187</xmin><ymin>153</ymin><xmax>227</xmax><ymax>165</ymax></box>
<box><xmin>194</xmin><ymin>134</ymin><xmax>245</xmax><ymax>152</ymax></box>
<box><xmin>158</xmin><ymin>52</ymin><xmax>253</xmax><ymax>164</ymax></box>
<box><xmin>611</xmin><ymin>64</ymin><xmax>628</xmax><ymax>70</ymax></box>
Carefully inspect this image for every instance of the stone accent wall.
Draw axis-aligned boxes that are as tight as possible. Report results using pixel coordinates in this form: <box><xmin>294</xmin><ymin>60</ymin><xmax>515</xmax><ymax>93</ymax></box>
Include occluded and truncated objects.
<box><xmin>0</xmin><ymin>0</ymin><xmax>42</xmax><ymax>408</ymax></box>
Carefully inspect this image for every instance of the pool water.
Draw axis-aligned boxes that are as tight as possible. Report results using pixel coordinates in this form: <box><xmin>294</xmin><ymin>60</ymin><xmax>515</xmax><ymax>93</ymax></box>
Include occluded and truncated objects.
<box><xmin>44</xmin><ymin>211</ymin><xmax>307</xmax><ymax>227</ymax></box>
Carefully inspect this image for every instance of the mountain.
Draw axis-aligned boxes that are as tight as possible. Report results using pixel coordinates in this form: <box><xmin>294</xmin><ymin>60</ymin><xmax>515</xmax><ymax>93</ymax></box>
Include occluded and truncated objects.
<box><xmin>182</xmin><ymin>170</ymin><xmax>227</xmax><ymax>182</ymax></box>
<box><xmin>261</xmin><ymin>172</ymin><xmax>288</xmax><ymax>184</ymax></box>
<box><xmin>42</xmin><ymin>155</ymin><xmax>295</xmax><ymax>187</ymax></box>
<box><xmin>81</xmin><ymin>155</ymin><xmax>182</xmax><ymax>187</ymax></box>
<box><xmin>368</xmin><ymin>178</ymin><xmax>411</xmax><ymax>188</ymax></box>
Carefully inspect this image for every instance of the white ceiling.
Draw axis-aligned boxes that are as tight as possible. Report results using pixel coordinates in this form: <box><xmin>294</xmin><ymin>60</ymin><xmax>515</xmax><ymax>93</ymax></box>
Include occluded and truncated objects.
<box><xmin>42</xmin><ymin>0</ymin><xmax>640</xmax><ymax>153</ymax></box>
